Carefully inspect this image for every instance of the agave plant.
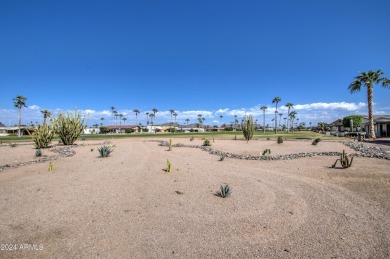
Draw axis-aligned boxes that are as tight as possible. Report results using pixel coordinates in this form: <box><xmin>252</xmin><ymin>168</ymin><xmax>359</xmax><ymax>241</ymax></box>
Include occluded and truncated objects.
<box><xmin>203</xmin><ymin>139</ymin><xmax>211</xmax><ymax>146</ymax></box>
<box><xmin>98</xmin><ymin>145</ymin><xmax>113</xmax><ymax>157</ymax></box>
<box><xmin>217</xmin><ymin>184</ymin><xmax>232</xmax><ymax>198</ymax></box>
<box><xmin>35</xmin><ymin>149</ymin><xmax>42</xmax><ymax>157</ymax></box>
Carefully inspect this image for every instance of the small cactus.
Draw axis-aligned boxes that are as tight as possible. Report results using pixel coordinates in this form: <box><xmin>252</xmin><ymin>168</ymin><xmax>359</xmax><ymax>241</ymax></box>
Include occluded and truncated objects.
<box><xmin>332</xmin><ymin>150</ymin><xmax>354</xmax><ymax>168</ymax></box>
<box><xmin>166</xmin><ymin>159</ymin><xmax>172</xmax><ymax>172</ymax></box>
<box><xmin>203</xmin><ymin>139</ymin><xmax>211</xmax><ymax>146</ymax></box>
<box><xmin>48</xmin><ymin>162</ymin><xmax>54</xmax><ymax>172</ymax></box>
<box><xmin>35</xmin><ymin>149</ymin><xmax>42</xmax><ymax>157</ymax></box>
<box><xmin>168</xmin><ymin>138</ymin><xmax>172</xmax><ymax>151</ymax></box>
<box><xmin>262</xmin><ymin>149</ymin><xmax>271</xmax><ymax>156</ymax></box>
<box><xmin>216</xmin><ymin>184</ymin><xmax>231</xmax><ymax>198</ymax></box>
<box><xmin>277</xmin><ymin>136</ymin><xmax>283</xmax><ymax>144</ymax></box>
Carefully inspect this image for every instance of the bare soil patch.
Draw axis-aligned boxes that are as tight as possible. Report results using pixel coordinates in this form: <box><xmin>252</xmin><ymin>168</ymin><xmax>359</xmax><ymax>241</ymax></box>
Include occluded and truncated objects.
<box><xmin>0</xmin><ymin>138</ymin><xmax>389</xmax><ymax>258</ymax></box>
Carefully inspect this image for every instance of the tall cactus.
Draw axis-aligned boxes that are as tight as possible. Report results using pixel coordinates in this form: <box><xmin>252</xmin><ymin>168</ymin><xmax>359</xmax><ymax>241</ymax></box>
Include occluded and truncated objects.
<box><xmin>28</xmin><ymin>122</ymin><xmax>55</xmax><ymax>148</ymax></box>
<box><xmin>53</xmin><ymin>111</ymin><xmax>88</xmax><ymax>145</ymax></box>
<box><xmin>242</xmin><ymin>115</ymin><xmax>255</xmax><ymax>143</ymax></box>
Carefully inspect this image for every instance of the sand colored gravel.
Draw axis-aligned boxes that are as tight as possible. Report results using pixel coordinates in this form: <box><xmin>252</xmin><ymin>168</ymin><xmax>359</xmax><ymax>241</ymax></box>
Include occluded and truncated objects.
<box><xmin>0</xmin><ymin>138</ymin><xmax>389</xmax><ymax>258</ymax></box>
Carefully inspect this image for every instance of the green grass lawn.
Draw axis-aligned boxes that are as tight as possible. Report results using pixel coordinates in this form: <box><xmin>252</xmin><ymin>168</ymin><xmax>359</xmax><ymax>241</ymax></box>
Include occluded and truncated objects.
<box><xmin>0</xmin><ymin>130</ymin><xmax>344</xmax><ymax>143</ymax></box>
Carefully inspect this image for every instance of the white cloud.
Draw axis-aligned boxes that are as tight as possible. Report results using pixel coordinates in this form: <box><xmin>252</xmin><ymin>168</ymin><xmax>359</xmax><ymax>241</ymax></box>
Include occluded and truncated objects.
<box><xmin>28</xmin><ymin>105</ymin><xmax>40</xmax><ymax>110</ymax></box>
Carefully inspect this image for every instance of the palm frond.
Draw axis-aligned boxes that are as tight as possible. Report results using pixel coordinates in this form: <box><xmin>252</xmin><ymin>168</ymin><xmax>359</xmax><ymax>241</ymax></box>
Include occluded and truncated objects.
<box><xmin>348</xmin><ymin>80</ymin><xmax>361</xmax><ymax>93</ymax></box>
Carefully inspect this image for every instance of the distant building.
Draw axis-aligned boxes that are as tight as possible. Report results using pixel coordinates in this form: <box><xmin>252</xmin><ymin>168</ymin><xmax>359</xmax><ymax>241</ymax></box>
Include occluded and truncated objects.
<box><xmin>363</xmin><ymin>115</ymin><xmax>390</xmax><ymax>137</ymax></box>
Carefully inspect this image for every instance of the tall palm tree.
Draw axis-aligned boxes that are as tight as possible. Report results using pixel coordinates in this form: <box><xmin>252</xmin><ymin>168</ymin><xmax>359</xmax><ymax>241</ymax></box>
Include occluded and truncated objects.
<box><xmin>133</xmin><ymin>109</ymin><xmax>140</xmax><ymax>125</ymax></box>
<box><xmin>119</xmin><ymin>114</ymin><xmax>123</xmax><ymax>126</ymax></box>
<box><xmin>145</xmin><ymin>112</ymin><xmax>150</xmax><ymax>125</ymax></box>
<box><xmin>309</xmin><ymin>122</ymin><xmax>312</xmax><ymax>130</ymax></box>
<box><xmin>149</xmin><ymin>113</ymin><xmax>155</xmax><ymax>131</ymax></box>
<box><xmin>110</xmin><ymin>106</ymin><xmax>115</xmax><ymax>125</ymax></box>
<box><xmin>219</xmin><ymin>115</ymin><xmax>223</xmax><ymax>126</ymax></box>
<box><xmin>272</xmin><ymin>97</ymin><xmax>281</xmax><ymax>133</ymax></box>
<box><xmin>169</xmin><ymin>109</ymin><xmax>175</xmax><ymax>124</ymax></box>
<box><xmin>41</xmin><ymin>109</ymin><xmax>52</xmax><ymax>125</ymax></box>
<box><xmin>173</xmin><ymin>112</ymin><xmax>178</xmax><ymax>124</ymax></box>
<box><xmin>289</xmin><ymin>111</ymin><xmax>297</xmax><ymax>132</ymax></box>
<box><xmin>152</xmin><ymin>108</ymin><xmax>158</xmax><ymax>118</ymax></box>
<box><xmin>185</xmin><ymin>118</ymin><xmax>190</xmax><ymax>125</ymax></box>
<box><xmin>113</xmin><ymin>111</ymin><xmax>118</xmax><ymax>125</ymax></box>
<box><xmin>13</xmin><ymin>95</ymin><xmax>27</xmax><ymax>137</ymax></box>
<box><xmin>285</xmin><ymin>103</ymin><xmax>294</xmax><ymax>132</ymax></box>
<box><xmin>260</xmin><ymin>106</ymin><xmax>267</xmax><ymax>133</ymax></box>
<box><xmin>234</xmin><ymin>114</ymin><xmax>238</xmax><ymax>131</ymax></box>
<box><xmin>100</xmin><ymin>117</ymin><xmax>104</xmax><ymax>126</ymax></box>
<box><xmin>278</xmin><ymin>113</ymin><xmax>283</xmax><ymax>127</ymax></box>
<box><xmin>122</xmin><ymin>117</ymin><xmax>127</xmax><ymax>125</ymax></box>
<box><xmin>348</xmin><ymin>70</ymin><xmax>390</xmax><ymax>139</ymax></box>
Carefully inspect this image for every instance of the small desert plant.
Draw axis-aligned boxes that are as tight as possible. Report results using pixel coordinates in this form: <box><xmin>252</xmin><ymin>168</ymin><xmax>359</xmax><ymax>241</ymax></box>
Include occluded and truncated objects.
<box><xmin>234</xmin><ymin>134</ymin><xmax>237</xmax><ymax>140</ymax></box>
<box><xmin>168</xmin><ymin>138</ymin><xmax>172</xmax><ymax>151</ymax></box>
<box><xmin>262</xmin><ymin>149</ymin><xmax>271</xmax><ymax>156</ymax></box>
<box><xmin>48</xmin><ymin>162</ymin><xmax>54</xmax><ymax>172</ymax></box>
<box><xmin>277</xmin><ymin>136</ymin><xmax>283</xmax><ymax>144</ymax></box>
<box><xmin>35</xmin><ymin>149</ymin><xmax>42</xmax><ymax>157</ymax></box>
<box><xmin>266</xmin><ymin>137</ymin><xmax>271</xmax><ymax>141</ymax></box>
<box><xmin>90</xmin><ymin>148</ymin><xmax>94</xmax><ymax>152</ymax></box>
<box><xmin>203</xmin><ymin>139</ymin><xmax>211</xmax><ymax>146</ymax></box>
<box><xmin>312</xmin><ymin>138</ymin><xmax>321</xmax><ymax>145</ymax></box>
<box><xmin>81</xmin><ymin>137</ymin><xmax>86</xmax><ymax>141</ymax></box>
<box><xmin>190</xmin><ymin>136</ymin><xmax>194</xmax><ymax>141</ymax></box>
<box><xmin>216</xmin><ymin>184</ymin><xmax>231</xmax><ymax>198</ymax></box>
<box><xmin>28</xmin><ymin>123</ymin><xmax>55</xmax><ymax>148</ymax></box>
<box><xmin>53</xmin><ymin>111</ymin><xmax>88</xmax><ymax>145</ymax></box>
<box><xmin>10</xmin><ymin>142</ymin><xmax>17</xmax><ymax>147</ymax></box>
<box><xmin>219</xmin><ymin>155</ymin><xmax>225</xmax><ymax>161</ymax></box>
<box><xmin>166</xmin><ymin>159</ymin><xmax>172</xmax><ymax>172</ymax></box>
<box><xmin>332</xmin><ymin>150</ymin><xmax>354</xmax><ymax>168</ymax></box>
<box><xmin>242</xmin><ymin>115</ymin><xmax>255</xmax><ymax>143</ymax></box>
<box><xmin>98</xmin><ymin>145</ymin><xmax>113</xmax><ymax>157</ymax></box>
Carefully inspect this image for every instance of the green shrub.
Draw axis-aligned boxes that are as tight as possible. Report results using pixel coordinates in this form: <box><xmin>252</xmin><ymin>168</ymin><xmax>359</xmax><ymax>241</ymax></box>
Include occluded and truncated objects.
<box><xmin>277</xmin><ymin>136</ymin><xmax>283</xmax><ymax>144</ymax></box>
<box><xmin>125</xmin><ymin>128</ymin><xmax>135</xmax><ymax>133</ymax></box>
<box><xmin>10</xmin><ymin>142</ymin><xmax>17</xmax><ymax>147</ymax></box>
<box><xmin>312</xmin><ymin>138</ymin><xmax>321</xmax><ymax>145</ymax></box>
<box><xmin>216</xmin><ymin>184</ymin><xmax>231</xmax><ymax>198</ymax></box>
<box><xmin>35</xmin><ymin>149</ymin><xmax>42</xmax><ymax>157</ymax></box>
<box><xmin>203</xmin><ymin>139</ymin><xmax>211</xmax><ymax>146</ymax></box>
<box><xmin>219</xmin><ymin>155</ymin><xmax>225</xmax><ymax>161</ymax></box>
<box><xmin>100</xmin><ymin>126</ymin><xmax>109</xmax><ymax>134</ymax></box>
<box><xmin>98</xmin><ymin>145</ymin><xmax>113</xmax><ymax>157</ymax></box>
<box><xmin>53</xmin><ymin>111</ymin><xmax>88</xmax><ymax>145</ymax></box>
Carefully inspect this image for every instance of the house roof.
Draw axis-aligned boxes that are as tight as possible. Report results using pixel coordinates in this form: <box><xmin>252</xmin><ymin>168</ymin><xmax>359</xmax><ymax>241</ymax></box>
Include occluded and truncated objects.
<box><xmin>330</xmin><ymin>119</ymin><xmax>343</xmax><ymax>126</ymax></box>
<box><xmin>363</xmin><ymin>115</ymin><xmax>390</xmax><ymax>124</ymax></box>
<box><xmin>107</xmin><ymin>125</ymin><xmax>140</xmax><ymax>129</ymax></box>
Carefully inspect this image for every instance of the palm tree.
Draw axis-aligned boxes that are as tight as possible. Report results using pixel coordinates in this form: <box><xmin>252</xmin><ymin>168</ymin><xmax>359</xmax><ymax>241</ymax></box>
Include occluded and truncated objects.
<box><xmin>100</xmin><ymin>117</ymin><xmax>104</xmax><ymax>126</ymax></box>
<box><xmin>309</xmin><ymin>122</ymin><xmax>312</xmax><ymax>130</ymax></box>
<box><xmin>285</xmin><ymin>103</ymin><xmax>294</xmax><ymax>132</ymax></box>
<box><xmin>110</xmin><ymin>106</ymin><xmax>115</xmax><ymax>125</ymax></box>
<box><xmin>133</xmin><ymin>109</ymin><xmax>140</xmax><ymax>125</ymax></box>
<box><xmin>113</xmin><ymin>111</ymin><xmax>118</xmax><ymax>125</ymax></box>
<box><xmin>173</xmin><ymin>112</ymin><xmax>178</xmax><ymax>125</ymax></box>
<box><xmin>289</xmin><ymin>111</ymin><xmax>297</xmax><ymax>132</ymax></box>
<box><xmin>41</xmin><ymin>109</ymin><xmax>52</xmax><ymax>124</ymax></box>
<box><xmin>122</xmin><ymin>117</ymin><xmax>127</xmax><ymax>125</ymax></box>
<box><xmin>348</xmin><ymin>70</ymin><xmax>390</xmax><ymax>139</ymax></box>
<box><xmin>219</xmin><ymin>115</ymin><xmax>223</xmax><ymax>126</ymax></box>
<box><xmin>149</xmin><ymin>113</ymin><xmax>155</xmax><ymax>132</ymax></box>
<box><xmin>260</xmin><ymin>106</ymin><xmax>267</xmax><ymax>133</ymax></box>
<box><xmin>185</xmin><ymin>118</ymin><xmax>190</xmax><ymax>125</ymax></box>
<box><xmin>272</xmin><ymin>97</ymin><xmax>281</xmax><ymax>133</ymax></box>
<box><xmin>278</xmin><ymin>113</ymin><xmax>283</xmax><ymax>127</ymax></box>
<box><xmin>169</xmin><ymin>109</ymin><xmax>175</xmax><ymax>124</ymax></box>
<box><xmin>145</xmin><ymin>112</ymin><xmax>149</xmax><ymax>124</ymax></box>
<box><xmin>234</xmin><ymin>114</ymin><xmax>238</xmax><ymax>131</ymax></box>
<box><xmin>152</xmin><ymin>108</ymin><xmax>158</xmax><ymax>121</ymax></box>
<box><xmin>13</xmin><ymin>95</ymin><xmax>27</xmax><ymax>137</ymax></box>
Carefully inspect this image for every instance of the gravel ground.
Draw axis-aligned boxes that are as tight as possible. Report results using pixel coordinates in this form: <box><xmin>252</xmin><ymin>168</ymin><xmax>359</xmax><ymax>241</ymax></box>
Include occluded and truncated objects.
<box><xmin>0</xmin><ymin>138</ymin><xmax>389</xmax><ymax>258</ymax></box>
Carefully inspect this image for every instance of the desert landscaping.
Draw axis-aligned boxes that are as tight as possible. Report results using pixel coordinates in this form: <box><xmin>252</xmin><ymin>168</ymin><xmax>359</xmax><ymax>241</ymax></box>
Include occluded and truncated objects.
<box><xmin>1</xmin><ymin>137</ymin><xmax>389</xmax><ymax>258</ymax></box>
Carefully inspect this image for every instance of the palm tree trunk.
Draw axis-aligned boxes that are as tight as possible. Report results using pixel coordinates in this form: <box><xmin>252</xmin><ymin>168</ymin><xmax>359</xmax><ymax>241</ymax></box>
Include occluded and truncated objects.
<box><xmin>367</xmin><ymin>85</ymin><xmax>375</xmax><ymax>138</ymax></box>
<box><xmin>18</xmin><ymin>107</ymin><xmax>21</xmax><ymax>137</ymax></box>
<box><xmin>263</xmin><ymin>112</ymin><xmax>265</xmax><ymax>133</ymax></box>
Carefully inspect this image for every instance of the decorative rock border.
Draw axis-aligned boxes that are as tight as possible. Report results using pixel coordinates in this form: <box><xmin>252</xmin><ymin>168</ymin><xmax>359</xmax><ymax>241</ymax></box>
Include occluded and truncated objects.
<box><xmin>0</xmin><ymin>141</ymin><xmax>111</xmax><ymax>172</ymax></box>
<box><xmin>154</xmin><ymin>140</ymin><xmax>390</xmax><ymax>161</ymax></box>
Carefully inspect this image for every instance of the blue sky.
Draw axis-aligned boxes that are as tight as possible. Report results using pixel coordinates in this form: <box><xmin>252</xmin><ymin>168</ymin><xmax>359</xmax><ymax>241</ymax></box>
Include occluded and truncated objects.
<box><xmin>1</xmin><ymin>0</ymin><xmax>389</xmax><ymax>127</ymax></box>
